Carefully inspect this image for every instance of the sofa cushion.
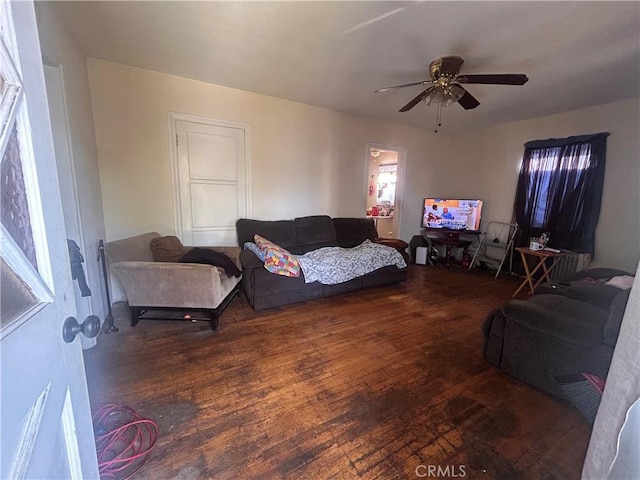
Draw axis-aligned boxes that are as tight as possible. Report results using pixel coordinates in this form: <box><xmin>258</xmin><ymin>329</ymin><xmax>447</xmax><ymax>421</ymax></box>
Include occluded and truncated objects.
<box><xmin>566</xmin><ymin>267</ymin><xmax>634</xmax><ymax>282</ymax></box>
<box><xmin>502</xmin><ymin>295</ymin><xmax>608</xmax><ymax>346</ymax></box>
<box><xmin>150</xmin><ymin>235</ymin><xmax>185</xmax><ymax>262</ymax></box>
<box><xmin>254</xmin><ymin>234</ymin><xmax>301</xmax><ymax>277</ymax></box>
<box><xmin>250</xmin><ymin>265</ymin><xmax>314</xmax><ymax>295</ymax></box>
<box><xmin>236</xmin><ymin>218</ymin><xmax>298</xmax><ymax>252</ymax></box>
<box><xmin>333</xmin><ymin>218</ymin><xmax>378</xmax><ymax>248</ymax></box>
<box><xmin>294</xmin><ymin>215</ymin><xmax>337</xmax><ymax>253</ymax></box>
<box><xmin>536</xmin><ymin>267</ymin><xmax>634</xmax><ymax>310</ymax></box>
<box><xmin>245</xmin><ymin>266</ymin><xmax>323</xmax><ymax>309</ymax></box>
<box><xmin>536</xmin><ymin>280</ymin><xmax>624</xmax><ymax>310</ymax></box>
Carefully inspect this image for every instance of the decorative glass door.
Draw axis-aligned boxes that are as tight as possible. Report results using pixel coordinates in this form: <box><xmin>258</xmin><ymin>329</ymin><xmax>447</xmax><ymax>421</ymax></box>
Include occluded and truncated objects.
<box><xmin>0</xmin><ymin>2</ymin><xmax>99</xmax><ymax>477</ymax></box>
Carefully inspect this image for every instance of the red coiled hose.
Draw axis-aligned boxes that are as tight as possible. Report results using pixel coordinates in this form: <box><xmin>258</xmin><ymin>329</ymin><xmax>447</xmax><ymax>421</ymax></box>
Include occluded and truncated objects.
<box><xmin>93</xmin><ymin>404</ymin><xmax>159</xmax><ymax>479</ymax></box>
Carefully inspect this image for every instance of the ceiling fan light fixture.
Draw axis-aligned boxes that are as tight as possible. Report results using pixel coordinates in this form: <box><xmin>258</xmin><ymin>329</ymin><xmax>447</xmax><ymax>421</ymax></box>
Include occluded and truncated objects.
<box><xmin>424</xmin><ymin>84</ymin><xmax>462</xmax><ymax>107</ymax></box>
<box><xmin>424</xmin><ymin>92</ymin><xmax>441</xmax><ymax>106</ymax></box>
<box><xmin>423</xmin><ymin>83</ymin><xmax>465</xmax><ymax>133</ymax></box>
<box><xmin>442</xmin><ymin>92</ymin><xmax>456</xmax><ymax>107</ymax></box>
<box><xmin>449</xmin><ymin>84</ymin><xmax>465</xmax><ymax>102</ymax></box>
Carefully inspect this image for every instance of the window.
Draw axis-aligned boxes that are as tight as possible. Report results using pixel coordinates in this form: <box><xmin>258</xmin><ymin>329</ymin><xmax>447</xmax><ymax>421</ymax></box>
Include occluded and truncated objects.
<box><xmin>513</xmin><ymin>133</ymin><xmax>608</xmax><ymax>256</ymax></box>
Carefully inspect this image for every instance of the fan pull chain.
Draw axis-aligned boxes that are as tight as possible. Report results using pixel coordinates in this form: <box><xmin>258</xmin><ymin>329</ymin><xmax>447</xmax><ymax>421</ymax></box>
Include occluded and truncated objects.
<box><xmin>435</xmin><ymin>103</ymin><xmax>443</xmax><ymax>133</ymax></box>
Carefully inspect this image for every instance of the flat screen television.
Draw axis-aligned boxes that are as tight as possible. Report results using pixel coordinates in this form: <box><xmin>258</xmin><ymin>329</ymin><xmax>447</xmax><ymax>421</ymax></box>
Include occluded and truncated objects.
<box><xmin>421</xmin><ymin>198</ymin><xmax>483</xmax><ymax>232</ymax></box>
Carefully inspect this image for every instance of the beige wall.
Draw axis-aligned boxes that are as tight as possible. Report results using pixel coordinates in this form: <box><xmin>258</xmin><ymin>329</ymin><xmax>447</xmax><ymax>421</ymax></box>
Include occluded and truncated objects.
<box><xmin>454</xmin><ymin>99</ymin><xmax>640</xmax><ymax>272</ymax></box>
<box><xmin>88</xmin><ymin>59</ymin><xmax>639</xmax><ymax>271</ymax></box>
<box><xmin>87</xmin><ymin>59</ymin><xmax>454</xmax><ymax>244</ymax></box>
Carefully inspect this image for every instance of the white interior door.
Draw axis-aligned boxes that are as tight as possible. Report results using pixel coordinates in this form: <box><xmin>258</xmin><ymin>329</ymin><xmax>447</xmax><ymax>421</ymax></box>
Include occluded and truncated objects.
<box><xmin>173</xmin><ymin>116</ymin><xmax>251</xmax><ymax>246</ymax></box>
<box><xmin>0</xmin><ymin>1</ymin><xmax>99</xmax><ymax>478</ymax></box>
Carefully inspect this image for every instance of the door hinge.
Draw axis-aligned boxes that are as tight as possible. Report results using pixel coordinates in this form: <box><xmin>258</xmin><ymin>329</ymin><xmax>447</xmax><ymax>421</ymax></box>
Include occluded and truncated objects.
<box><xmin>176</xmin><ymin>134</ymin><xmax>179</xmax><ymax>147</ymax></box>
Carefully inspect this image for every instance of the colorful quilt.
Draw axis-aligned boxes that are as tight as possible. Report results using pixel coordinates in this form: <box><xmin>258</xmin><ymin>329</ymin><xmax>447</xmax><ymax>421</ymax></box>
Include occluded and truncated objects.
<box><xmin>254</xmin><ymin>234</ymin><xmax>300</xmax><ymax>277</ymax></box>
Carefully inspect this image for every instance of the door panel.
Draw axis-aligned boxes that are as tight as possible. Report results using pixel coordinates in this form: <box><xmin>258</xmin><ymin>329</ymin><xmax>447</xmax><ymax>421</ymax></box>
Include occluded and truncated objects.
<box><xmin>174</xmin><ymin>117</ymin><xmax>250</xmax><ymax>246</ymax></box>
<box><xmin>186</xmin><ymin>131</ymin><xmax>238</xmax><ymax>181</ymax></box>
<box><xmin>190</xmin><ymin>183</ymin><xmax>239</xmax><ymax>227</ymax></box>
<box><xmin>0</xmin><ymin>1</ymin><xmax>99</xmax><ymax>478</ymax></box>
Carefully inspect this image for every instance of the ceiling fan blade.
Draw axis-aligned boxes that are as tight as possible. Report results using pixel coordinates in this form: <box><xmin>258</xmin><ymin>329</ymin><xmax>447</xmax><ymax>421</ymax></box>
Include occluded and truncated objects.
<box><xmin>399</xmin><ymin>87</ymin><xmax>433</xmax><ymax>112</ymax></box>
<box><xmin>456</xmin><ymin>74</ymin><xmax>529</xmax><ymax>85</ymax></box>
<box><xmin>375</xmin><ymin>80</ymin><xmax>432</xmax><ymax>93</ymax></box>
<box><xmin>456</xmin><ymin>87</ymin><xmax>480</xmax><ymax>110</ymax></box>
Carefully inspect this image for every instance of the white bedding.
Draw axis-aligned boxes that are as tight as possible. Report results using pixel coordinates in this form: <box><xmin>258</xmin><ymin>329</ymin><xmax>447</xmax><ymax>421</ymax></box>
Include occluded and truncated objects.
<box><xmin>296</xmin><ymin>240</ymin><xmax>406</xmax><ymax>285</ymax></box>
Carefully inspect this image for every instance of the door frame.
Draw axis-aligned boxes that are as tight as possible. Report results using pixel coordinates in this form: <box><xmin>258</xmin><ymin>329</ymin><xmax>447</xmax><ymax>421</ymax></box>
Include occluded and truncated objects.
<box><xmin>363</xmin><ymin>142</ymin><xmax>407</xmax><ymax>239</ymax></box>
<box><xmin>167</xmin><ymin>112</ymin><xmax>252</xmax><ymax>241</ymax></box>
<box><xmin>43</xmin><ymin>63</ymin><xmax>96</xmax><ymax>348</ymax></box>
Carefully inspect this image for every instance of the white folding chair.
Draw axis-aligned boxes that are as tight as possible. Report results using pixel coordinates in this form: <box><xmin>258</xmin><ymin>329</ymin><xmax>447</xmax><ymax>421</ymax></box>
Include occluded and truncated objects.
<box><xmin>468</xmin><ymin>221</ymin><xmax>518</xmax><ymax>278</ymax></box>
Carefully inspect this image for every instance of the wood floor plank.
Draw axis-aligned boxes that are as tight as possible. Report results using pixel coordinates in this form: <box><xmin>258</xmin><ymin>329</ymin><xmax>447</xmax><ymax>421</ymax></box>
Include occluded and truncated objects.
<box><xmin>84</xmin><ymin>264</ymin><xmax>591</xmax><ymax>479</ymax></box>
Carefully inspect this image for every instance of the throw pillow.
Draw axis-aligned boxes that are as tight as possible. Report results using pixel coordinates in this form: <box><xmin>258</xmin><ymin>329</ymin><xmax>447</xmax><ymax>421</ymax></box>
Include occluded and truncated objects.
<box><xmin>150</xmin><ymin>235</ymin><xmax>185</xmax><ymax>262</ymax></box>
<box><xmin>254</xmin><ymin>234</ymin><xmax>300</xmax><ymax>277</ymax></box>
<box><xmin>244</xmin><ymin>241</ymin><xmax>265</xmax><ymax>261</ymax></box>
<box><xmin>605</xmin><ymin>275</ymin><xmax>635</xmax><ymax>289</ymax></box>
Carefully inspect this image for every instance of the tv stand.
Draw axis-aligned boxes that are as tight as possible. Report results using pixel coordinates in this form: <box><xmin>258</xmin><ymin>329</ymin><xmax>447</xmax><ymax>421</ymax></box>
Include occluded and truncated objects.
<box><xmin>421</xmin><ymin>228</ymin><xmax>480</xmax><ymax>267</ymax></box>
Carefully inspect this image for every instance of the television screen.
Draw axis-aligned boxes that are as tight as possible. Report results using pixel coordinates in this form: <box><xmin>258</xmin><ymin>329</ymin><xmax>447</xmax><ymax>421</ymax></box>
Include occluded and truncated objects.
<box><xmin>422</xmin><ymin>198</ymin><xmax>483</xmax><ymax>231</ymax></box>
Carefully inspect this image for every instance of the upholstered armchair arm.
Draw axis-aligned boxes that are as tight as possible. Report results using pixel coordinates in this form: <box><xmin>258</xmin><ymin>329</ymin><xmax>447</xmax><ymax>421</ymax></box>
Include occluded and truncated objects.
<box><xmin>111</xmin><ymin>261</ymin><xmax>223</xmax><ymax>309</ymax></box>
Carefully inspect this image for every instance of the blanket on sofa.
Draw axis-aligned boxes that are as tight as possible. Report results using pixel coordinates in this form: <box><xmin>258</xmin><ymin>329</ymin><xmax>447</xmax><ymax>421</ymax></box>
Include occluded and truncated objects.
<box><xmin>296</xmin><ymin>240</ymin><xmax>407</xmax><ymax>285</ymax></box>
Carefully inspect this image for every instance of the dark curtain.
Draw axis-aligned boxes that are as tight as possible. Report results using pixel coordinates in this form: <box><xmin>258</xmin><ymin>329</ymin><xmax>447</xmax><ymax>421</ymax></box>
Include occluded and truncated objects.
<box><xmin>513</xmin><ymin>132</ymin><xmax>609</xmax><ymax>258</ymax></box>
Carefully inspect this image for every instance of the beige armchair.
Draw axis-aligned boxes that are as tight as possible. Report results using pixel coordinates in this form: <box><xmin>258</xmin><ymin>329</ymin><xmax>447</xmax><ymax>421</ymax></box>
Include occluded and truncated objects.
<box><xmin>104</xmin><ymin>232</ymin><xmax>241</xmax><ymax>330</ymax></box>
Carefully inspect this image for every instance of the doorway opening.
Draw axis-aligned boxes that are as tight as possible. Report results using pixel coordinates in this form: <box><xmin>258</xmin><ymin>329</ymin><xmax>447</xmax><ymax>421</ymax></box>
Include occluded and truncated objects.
<box><xmin>364</xmin><ymin>144</ymin><xmax>405</xmax><ymax>238</ymax></box>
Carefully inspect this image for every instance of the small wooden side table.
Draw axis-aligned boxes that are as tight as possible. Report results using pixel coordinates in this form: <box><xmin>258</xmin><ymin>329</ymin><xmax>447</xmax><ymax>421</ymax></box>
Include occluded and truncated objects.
<box><xmin>512</xmin><ymin>247</ymin><xmax>568</xmax><ymax>297</ymax></box>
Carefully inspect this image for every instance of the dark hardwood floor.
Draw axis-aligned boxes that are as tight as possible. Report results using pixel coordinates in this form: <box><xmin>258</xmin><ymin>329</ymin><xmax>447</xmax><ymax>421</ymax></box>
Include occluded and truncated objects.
<box><xmin>84</xmin><ymin>264</ymin><xmax>591</xmax><ymax>479</ymax></box>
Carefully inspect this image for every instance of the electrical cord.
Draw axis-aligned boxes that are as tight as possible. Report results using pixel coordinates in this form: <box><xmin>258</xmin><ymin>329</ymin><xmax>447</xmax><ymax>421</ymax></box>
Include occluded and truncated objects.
<box><xmin>93</xmin><ymin>404</ymin><xmax>159</xmax><ymax>479</ymax></box>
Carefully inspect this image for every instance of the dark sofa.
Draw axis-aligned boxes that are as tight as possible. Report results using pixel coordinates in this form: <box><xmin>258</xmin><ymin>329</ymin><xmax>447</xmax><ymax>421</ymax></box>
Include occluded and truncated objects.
<box><xmin>482</xmin><ymin>267</ymin><xmax>632</xmax><ymax>398</ymax></box>
<box><xmin>236</xmin><ymin>215</ymin><xmax>408</xmax><ymax>310</ymax></box>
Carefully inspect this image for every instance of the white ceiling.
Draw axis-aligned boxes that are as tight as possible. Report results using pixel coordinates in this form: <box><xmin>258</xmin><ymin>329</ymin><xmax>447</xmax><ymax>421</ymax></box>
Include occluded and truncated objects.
<box><xmin>49</xmin><ymin>1</ymin><xmax>640</xmax><ymax>133</ymax></box>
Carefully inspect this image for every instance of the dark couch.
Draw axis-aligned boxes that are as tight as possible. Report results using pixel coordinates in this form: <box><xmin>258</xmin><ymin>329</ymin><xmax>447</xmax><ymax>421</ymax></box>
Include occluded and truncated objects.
<box><xmin>236</xmin><ymin>215</ymin><xmax>408</xmax><ymax>310</ymax></box>
<box><xmin>482</xmin><ymin>267</ymin><xmax>632</xmax><ymax>398</ymax></box>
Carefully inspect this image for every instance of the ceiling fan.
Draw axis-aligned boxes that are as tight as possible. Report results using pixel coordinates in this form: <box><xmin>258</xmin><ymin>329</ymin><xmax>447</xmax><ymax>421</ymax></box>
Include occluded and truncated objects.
<box><xmin>375</xmin><ymin>55</ymin><xmax>528</xmax><ymax>131</ymax></box>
